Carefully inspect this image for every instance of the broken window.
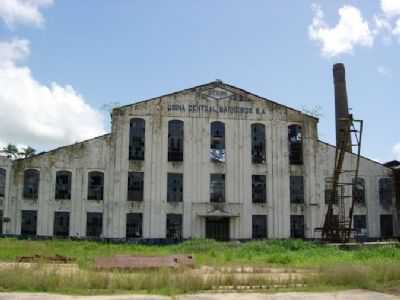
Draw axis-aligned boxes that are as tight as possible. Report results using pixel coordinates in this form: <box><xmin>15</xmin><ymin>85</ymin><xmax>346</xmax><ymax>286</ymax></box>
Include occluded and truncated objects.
<box><xmin>324</xmin><ymin>178</ymin><xmax>339</xmax><ymax>205</ymax></box>
<box><xmin>55</xmin><ymin>171</ymin><xmax>71</xmax><ymax>200</ymax></box>
<box><xmin>210</xmin><ymin>174</ymin><xmax>225</xmax><ymax>203</ymax></box>
<box><xmin>252</xmin><ymin>215</ymin><xmax>267</xmax><ymax>239</ymax></box>
<box><xmin>379</xmin><ymin>178</ymin><xmax>393</xmax><ymax>207</ymax></box>
<box><xmin>87</xmin><ymin>171</ymin><xmax>104</xmax><ymax>201</ymax></box>
<box><xmin>210</xmin><ymin>121</ymin><xmax>225</xmax><ymax>162</ymax></box>
<box><xmin>168</xmin><ymin>120</ymin><xmax>184</xmax><ymax>162</ymax></box>
<box><xmin>288</xmin><ymin>124</ymin><xmax>303</xmax><ymax>165</ymax></box>
<box><xmin>86</xmin><ymin>212</ymin><xmax>102</xmax><ymax>237</ymax></box>
<box><xmin>290</xmin><ymin>215</ymin><xmax>304</xmax><ymax>238</ymax></box>
<box><xmin>127</xmin><ymin>172</ymin><xmax>143</xmax><ymax>201</ymax></box>
<box><xmin>0</xmin><ymin>210</ymin><xmax>3</xmax><ymax>234</ymax></box>
<box><xmin>126</xmin><ymin>213</ymin><xmax>142</xmax><ymax>238</ymax></box>
<box><xmin>53</xmin><ymin>212</ymin><xmax>70</xmax><ymax>237</ymax></box>
<box><xmin>0</xmin><ymin>168</ymin><xmax>5</xmax><ymax>197</ymax></box>
<box><xmin>251</xmin><ymin>123</ymin><xmax>266</xmax><ymax>164</ymax></box>
<box><xmin>21</xmin><ymin>210</ymin><xmax>37</xmax><ymax>236</ymax></box>
<box><xmin>352</xmin><ymin>177</ymin><xmax>365</xmax><ymax>205</ymax></box>
<box><xmin>290</xmin><ymin>176</ymin><xmax>304</xmax><ymax>204</ymax></box>
<box><xmin>353</xmin><ymin>215</ymin><xmax>367</xmax><ymax>234</ymax></box>
<box><xmin>129</xmin><ymin>118</ymin><xmax>145</xmax><ymax>160</ymax></box>
<box><xmin>166</xmin><ymin>214</ymin><xmax>182</xmax><ymax>240</ymax></box>
<box><xmin>380</xmin><ymin>214</ymin><xmax>393</xmax><ymax>238</ymax></box>
<box><xmin>252</xmin><ymin>175</ymin><xmax>266</xmax><ymax>203</ymax></box>
<box><xmin>23</xmin><ymin>169</ymin><xmax>40</xmax><ymax>200</ymax></box>
<box><xmin>167</xmin><ymin>173</ymin><xmax>183</xmax><ymax>202</ymax></box>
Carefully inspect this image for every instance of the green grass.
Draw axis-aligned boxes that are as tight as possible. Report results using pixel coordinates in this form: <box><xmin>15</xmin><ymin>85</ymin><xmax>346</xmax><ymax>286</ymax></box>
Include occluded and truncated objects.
<box><xmin>0</xmin><ymin>238</ymin><xmax>399</xmax><ymax>295</ymax></box>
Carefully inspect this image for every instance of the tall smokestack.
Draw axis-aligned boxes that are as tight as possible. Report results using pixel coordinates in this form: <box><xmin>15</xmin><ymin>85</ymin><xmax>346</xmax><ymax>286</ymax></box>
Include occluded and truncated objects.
<box><xmin>333</xmin><ymin>63</ymin><xmax>352</xmax><ymax>152</ymax></box>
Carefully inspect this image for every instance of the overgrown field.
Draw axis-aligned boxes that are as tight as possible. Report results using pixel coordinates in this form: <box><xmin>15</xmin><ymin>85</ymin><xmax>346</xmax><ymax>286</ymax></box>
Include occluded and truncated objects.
<box><xmin>0</xmin><ymin>238</ymin><xmax>399</xmax><ymax>295</ymax></box>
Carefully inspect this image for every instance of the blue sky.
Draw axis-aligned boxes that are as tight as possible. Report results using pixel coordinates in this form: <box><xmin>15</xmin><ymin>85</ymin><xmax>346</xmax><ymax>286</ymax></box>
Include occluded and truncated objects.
<box><xmin>0</xmin><ymin>0</ymin><xmax>399</xmax><ymax>162</ymax></box>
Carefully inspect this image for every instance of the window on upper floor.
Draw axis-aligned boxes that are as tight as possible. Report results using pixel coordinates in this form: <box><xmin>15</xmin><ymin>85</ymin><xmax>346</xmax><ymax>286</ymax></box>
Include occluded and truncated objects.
<box><xmin>324</xmin><ymin>178</ymin><xmax>340</xmax><ymax>205</ymax></box>
<box><xmin>127</xmin><ymin>172</ymin><xmax>143</xmax><ymax>201</ymax></box>
<box><xmin>210</xmin><ymin>121</ymin><xmax>225</xmax><ymax>162</ymax></box>
<box><xmin>288</xmin><ymin>124</ymin><xmax>303</xmax><ymax>165</ymax></box>
<box><xmin>290</xmin><ymin>176</ymin><xmax>304</xmax><ymax>204</ymax></box>
<box><xmin>166</xmin><ymin>214</ymin><xmax>182</xmax><ymax>240</ymax></box>
<box><xmin>167</xmin><ymin>173</ymin><xmax>183</xmax><ymax>202</ymax></box>
<box><xmin>87</xmin><ymin>171</ymin><xmax>104</xmax><ymax>201</ymax></box>
<box><xmin>0</xmin><ymin>168</ymin><xmax>5</xmax><ymax>197</ymax></box>
<box><xmin>251</xmin><ymin>123</ymin><xmax>266</xmax><ymax>164</ymax></box>
<box><xmin>129</xmin><ymin>118</ymin><xmax>145</xmax><ymax>161</ymax></box>
<box><xmin>379</xmin><ymin>178</ymin><xmax>393</xmax><ymax>207</ymax></box>
<box><xmin>252</xmin><ymin>175</ymin><xmax>266</xmax><ymax>203</ymax></box>
<box><xmin>23</xmin><ymin>169</ymin><xmax>40</xmax><ymax>200</ymax></box>
<box><xmin>168</xmin><ymin>120</ymin><xmax>184</xmax><ymax>162</ymax></box>
<box><xmin>210</xmin><ymin>174</ymin><xmax>225</xmax><ymax>203</ymax></box>
<box><xmin>352</xmin><ymin>177</ymin><xmax>365</xmax><ymax>205</ymax></box>
<box><xmin>55</xmin><ymin>171</ymin><xmax>72</xmax><ymax>200</ymax></box>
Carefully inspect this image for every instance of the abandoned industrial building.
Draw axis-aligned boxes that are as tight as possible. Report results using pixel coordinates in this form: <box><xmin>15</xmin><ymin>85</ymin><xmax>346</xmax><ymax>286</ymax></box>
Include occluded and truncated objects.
<box><xmin>0</xmin><ymin>64</ymin><xmax>398</xmax><ymax>241</ymax></box>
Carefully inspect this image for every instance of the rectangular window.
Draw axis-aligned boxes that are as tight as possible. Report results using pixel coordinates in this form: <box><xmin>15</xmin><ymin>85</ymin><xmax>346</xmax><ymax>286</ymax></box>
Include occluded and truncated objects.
<box><xmin>324</xmin><ymin>178</ymin><xmax>340</xmax><ymax>205</ymax></box>
<box><xmin>0</xmin><ymin>210</ymin><xmax>3</xmax><ymax>234</ymax></box>
<box><xmin>379</xmin><ymin>178</ymin><xmax>393</xmax><ymax>207</ymax></box>
<box><xmin>166</xmin><ymin>214</ymin><xmax>182</xmax><ymax>240</ymax></box>
<box><xmin>0</xmin><ymin>168</ymin><xmax>6</xmax><ymax>197</ymax></box>
<box><xmin>210</xmin><ymin>174</ymin><xmax>225</xmax><ymax>203</ymax></box>
<box><xmin>290</xmin><ymin>176</ymin><xmax>304</xmax><ymax>204</ymax></box>
<box><xmin>129</xmin><ymin>118</ymin><xmax>145</xmax><ymax>160</ymax></box>
<box><xmin>53</xmin><ymin>212</ymin><xmax>70</xmax><ymax>237</ymax></box>
<box><xmin>55</xmin><ymin>171</ymin><xmax>72</xmax><ymax>200</ymax></box>
<box><xmin>21</xmin><ymin>210</ymin><xmax>37</xmax><ymax>236</ymax></box>
<box><xmin>288</xmin><ymin>125</ymin><xmax>303</xmax><ymax>165</ymax></box>
<box><xmin>352</xmin><ymin>177</ymin><xmax>365</xmax><ymax>205</ymax></box>
<box><xmin>210</xmin><ymin>121</ymin><xmax>225</xmax><ymax>162</ymax></box>
<box><xmin>353</xmin><ymin>215</ymin><xmax>367</xmax><ymax>234</ymax></box>
<box><xmin>23</xmin><ymin>169</ymin><xmax>40</xmax><ymax>200</ymax></box>
<box><xmin>127</xmin><ymin>172</ymin><xmax>144</xmax><ymax>201</ymax></box>
<box><xmin>251</xmin><ymin>124</ymin><xmax>266</xmax><ymax>164</ymax></box>
<box><xmin>380</xmin><ymin>215</ymin><xmax>393</xmax><ymax>238</ymax></box>
<box><xmin>87</xmin><ymin>171</ymin><xmax>104</xmax><ymax>201</ymax></box>
<box><xmin>168</xmin><ymin>120</ymin><xmax>184</xmax><ymax>162</ymax></box>
<box><xmin>252</xmin><ymin>175</ymin><xmax>266</xmax><ymax>203</ymax></box>
<box><xmin>126</xmin><ymin>213</ymin><xmax>142</xmax><ymax>238</ymax></box>
<box><xmin>252</xmin><ymin>215</ymin><xmax>267</xmax><ymax>239</ymax></box>
<box><xmin>167</xmin><ymin>173</ymin><xmax>183</xmax><ymax>202</ymax></box>
<box><xmin>86</xmin><ymin>212</ymin><xmax>102</xmax><ymax>237</ymax></box>
<box><xmin>290</xmin><ymin>215</ymin><xmax>304</xmax><ymax>238</ymax></box>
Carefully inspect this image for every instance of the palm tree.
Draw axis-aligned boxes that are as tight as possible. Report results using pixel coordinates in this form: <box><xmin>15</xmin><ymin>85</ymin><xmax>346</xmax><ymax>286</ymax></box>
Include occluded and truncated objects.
<box><xmin>1</xmin><ymin>144</ymin><xmax>19</xmax><ymax>159</ymax></box>
<box><xmin>20</xmin><ymin>146</ymin><xmax>36</xmax><ymax>158</ymax></box>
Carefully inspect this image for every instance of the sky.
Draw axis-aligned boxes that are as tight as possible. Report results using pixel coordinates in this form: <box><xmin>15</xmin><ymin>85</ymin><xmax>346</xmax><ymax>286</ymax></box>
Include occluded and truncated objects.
<box><xmin>0</xmin><ymin>0</ymin><xmax>399</xmax><ymax>162</ymax></box>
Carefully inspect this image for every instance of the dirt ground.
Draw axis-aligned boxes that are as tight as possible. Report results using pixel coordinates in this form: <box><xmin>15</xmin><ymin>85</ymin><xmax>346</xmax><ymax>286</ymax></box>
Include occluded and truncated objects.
<box><xmin>0</xmin><ymin>290</ymin><xmax>399</xmax><ymax>300</ymax></box>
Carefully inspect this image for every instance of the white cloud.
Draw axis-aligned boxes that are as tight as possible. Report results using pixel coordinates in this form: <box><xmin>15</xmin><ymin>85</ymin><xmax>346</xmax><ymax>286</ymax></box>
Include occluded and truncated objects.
<box><xmin>0</xmin><ymin>0</ymin><xmax>53</xmax><ymax>28</ymax></box>
<box><xmin>309</xmin><ymin>4</ymin><xmax>374</xmax><ymax>57</ymax></box>
<box><xmin>393</xmin><ymin>143</ymin><xmax>400</xmax><ymax>160</ymax></box>
<box><xmin>0</xmin><ymin>38</ymin><xmax>106</xmax><ymax>150</ymax></box>
<box><xmin>381</xmin><ymin>0</ymin><xmax>400</xmax><ymax>18</ymax></box>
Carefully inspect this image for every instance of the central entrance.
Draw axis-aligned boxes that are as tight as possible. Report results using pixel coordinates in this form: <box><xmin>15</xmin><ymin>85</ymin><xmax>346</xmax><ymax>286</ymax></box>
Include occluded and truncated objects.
<box><xmin>206</xmin><ymin>217</ymin><xmax>230</xmax><ymax>241</ymax></box>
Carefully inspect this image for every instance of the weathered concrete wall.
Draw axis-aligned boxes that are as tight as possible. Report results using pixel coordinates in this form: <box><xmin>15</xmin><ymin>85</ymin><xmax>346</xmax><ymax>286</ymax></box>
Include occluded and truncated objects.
<box><xmin>0</xmin><ymin>82</ymin><xmax>395</xmax><ymax>239</ymax></box>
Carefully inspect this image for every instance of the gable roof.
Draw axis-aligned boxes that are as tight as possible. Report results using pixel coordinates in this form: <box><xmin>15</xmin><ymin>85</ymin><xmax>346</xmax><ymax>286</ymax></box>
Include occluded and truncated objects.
<box><xmin>115</xmin><ymin>80</ymin><xmax>319</xmax><ymax>121</ymax></box>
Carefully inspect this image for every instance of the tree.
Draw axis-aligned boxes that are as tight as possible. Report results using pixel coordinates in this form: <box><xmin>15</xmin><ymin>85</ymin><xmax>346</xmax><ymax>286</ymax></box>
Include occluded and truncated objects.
<box><xmin>20</xmin><ymin>146</ymin><xmax>36</xmax><ymax>158</ymax></box>
<box><xmin>0</xmin><ymin>144</ymin><xmax>19</xmax><ymax>159</ymax></box>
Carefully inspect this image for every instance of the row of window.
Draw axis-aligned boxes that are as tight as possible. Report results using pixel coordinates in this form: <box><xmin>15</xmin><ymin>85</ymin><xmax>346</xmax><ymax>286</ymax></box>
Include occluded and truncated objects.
<box><xmin>6</xmin><ymin>167</ymin><xmax>393</xmax><ymax>206</ymax></box>
<box><xmin>129</xmin><ymin>119</ymin><xmax>303</xmax><ymax>165</ymax></box>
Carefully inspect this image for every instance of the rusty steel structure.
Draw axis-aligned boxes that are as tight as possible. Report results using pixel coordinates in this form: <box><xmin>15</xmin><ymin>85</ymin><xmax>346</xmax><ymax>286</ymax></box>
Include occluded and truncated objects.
<box><xmin>317</xmin><ymin>63</ymin><xmax>364</xmax><ymax>243</ymax></box>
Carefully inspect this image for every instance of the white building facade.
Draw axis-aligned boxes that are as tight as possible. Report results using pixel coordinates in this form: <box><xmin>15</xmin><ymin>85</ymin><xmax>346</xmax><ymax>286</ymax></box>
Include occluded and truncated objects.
<box><xmin>0</xmin><ymin>81</ymin><xmax>397</xmax><ymax>240</ymax></box>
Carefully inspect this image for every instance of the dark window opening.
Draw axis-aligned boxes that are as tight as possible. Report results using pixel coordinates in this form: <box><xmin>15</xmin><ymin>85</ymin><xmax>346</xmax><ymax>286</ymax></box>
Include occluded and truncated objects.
<box><xmin>379</xmin><ymin>178</ymin><xmax>393</xmax><ymax>207</ymax></box>
<box><xmin>0</xmin><ymin>210</ymin><xmax>3</xmax><ymax>234</ymax></box>
<box><xmin>53</xmin><ymin>212</ymin><xmax>70</xmax><ymax>237</ymax></box>
<box><xmin>290</xmin><ymin>176</ymin><xmax>304</xmax><ymax>204</ymax></box>
<box><xmin>55</xmin><ymin>171</ymin><xmax>71</xmax><ymax>200</ymax></box>
<box><xmin>129</xmin><ymin>118</ymin><xmax>145</xmax><ymax>160</ymax></box>
<box><xmin>252</xmin><ymin>175</ymin><xmax>266</xmax><ymax>203</ymax></box>
<box><xmin>0</xmin><ymin>168</ymin><xmax>5</xmax><ymax>197</ymax></box>
<box><xmin>252</xmin><ymin>215</ymin><xmax>267</xmax><ymax>239</ymax></box>
<box><xmin>126</xmin><ymin>213</ymin><xmax>142</xmax><ymax>238</ymax></box>
<box><xmin>166</xmin><ymin>214</ymin><xmax>182</xmax><ymax>240</ymax></box>
<box><xmin>87</xmin><ymin>171</ymin><xmax>104</xmax><ymax>201</ymax></box>
<box><xmin>86</xmin><ymin>212</ymin><xmax>102</xmax><ymax>237</ymax></box>
<box><xmin>167</xmin><ymin>173</ymin><xmax>183</xmax><ymax>202</ymax></box>
<box><xmin>353</xmin><ymin>215</ymin><xmax>367</xmax><ymax>234</ymax></box>
<box><xmin>127</xmin><ymin>172</ymin><xmax>143</xmax><ymax>201</ymax></box>
<box><xmin>380</xmin><ymin>215</ymin><xmax>393</xmax><ymax>238</ymax></box>
<box><xmin>251</xmin><ymin>123</ymin><xmax>266</xmax><ymax>164</ymax></box>
<box><xmin>23</xmin><ymin>169</ymin><xmax>40</xmax><ymax>200</ymax></box>
<box><xmin>352</xmin><ymin>177</ymin><xmax>365</xmax><ymax>205</ymax></box>
<box><xmin>288</xmin><ymin>124</ymin><xmax>303</xmax><ymax>165</ymax></box>
<box><xmin>210</xmin><ymin>174</ymin><xmax>225</xmax><ymax>203</ymax></box>
<box><xmin>290</xmin><ymin>215</ymin><xmax>304</xmax><ymax>238</ymax></box>
<box><xmin>210</xmin><ymin>121</ymin><xmax>225</xmax><ymax>162</ymax></box>
<box><xmin>168</xmin><ymin>120</ymin><xmax>184</xmax><ymax>162</ymax></box>
<box><xmin>206</xmin><ymin>217</ymin><xmax>230</xmax><ymax>241</ymax></box>
<box><xmin>324</xmin><ymin>178</ymin><xmax>339</xmax><ymax>205</ymax></box>
<box><xmin>21</xmin><ymin>210</ymin><xmax>37</xmax><ymax>236</ymax></box>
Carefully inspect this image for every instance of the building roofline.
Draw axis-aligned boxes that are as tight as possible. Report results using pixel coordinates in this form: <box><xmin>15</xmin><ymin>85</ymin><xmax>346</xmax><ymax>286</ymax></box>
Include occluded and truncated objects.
<box><xmin>114</xmin><ymin>80</ymin><xmax>319</xmax><ymax>121</ymax></box>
